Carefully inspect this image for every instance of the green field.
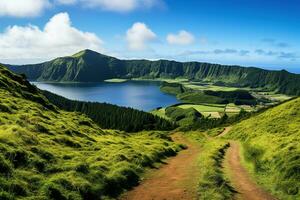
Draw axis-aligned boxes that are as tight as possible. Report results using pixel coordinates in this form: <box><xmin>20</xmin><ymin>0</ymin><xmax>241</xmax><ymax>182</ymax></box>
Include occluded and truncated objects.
<box><xmin>104</xmin><ymin>78</ymin><xmax>128</xmax><ymax>83</ymax></box>
<box><xmin>182</xmin><ymin>82</ymin><xmax>244</xmax><ymax>91</ymax></box>
<box><xmin>178</xmin><ymin>104</ymin><xmax>226</xmax><ymax>112</ymax></box>
<box><xmin>150</xmin><ymin>108</ymin><xmax>171</xmax><ymax>120</ymax></box>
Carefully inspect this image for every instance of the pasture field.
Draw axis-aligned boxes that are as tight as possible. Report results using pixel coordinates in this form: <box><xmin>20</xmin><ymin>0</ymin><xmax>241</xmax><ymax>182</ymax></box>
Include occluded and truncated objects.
<box><xmin>151</xmin><ymin>108</ymin><xmax>171</xmax><ymax>120</ymax></box>
<box><xmin>182</xmin><ymin>82</ymin><xmax>244</xmax><ymax>91</ymax></box>
<box><xmin>178</xmin><ymin>104</ymin><xmax>225</xmax><ymax>112</ymax></box>
<box><xmin>104</xmin><ymin>78</ymin><xmax>128</xmax><ymax>83</ymax></box>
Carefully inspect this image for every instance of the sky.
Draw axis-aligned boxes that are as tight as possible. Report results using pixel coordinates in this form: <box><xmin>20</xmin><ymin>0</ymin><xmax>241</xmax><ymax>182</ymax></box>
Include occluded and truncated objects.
<box><xmin>0</xmin><ymin>0</ymin><xmax>299</xmax><ymax>73</ymax></box>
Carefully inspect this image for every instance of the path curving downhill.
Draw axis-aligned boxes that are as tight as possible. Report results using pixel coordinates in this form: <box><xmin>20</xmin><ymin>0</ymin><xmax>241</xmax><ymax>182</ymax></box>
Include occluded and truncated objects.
<box><xmin>120</xmin><ymin>133</ymin><xmax>201</xmax><ymax>200</ymax></box>
<box><xmin>224</xmin><ymin>141</ymin><xmax>277</xmax><ymax>200</ymax></box>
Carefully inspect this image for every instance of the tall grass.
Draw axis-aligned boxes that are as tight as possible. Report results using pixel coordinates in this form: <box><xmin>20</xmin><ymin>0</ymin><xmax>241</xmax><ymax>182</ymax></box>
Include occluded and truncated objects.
<box><xmin>226</xmin><ymin>98</ymin><xmax>300</xmax><ymax>199</ymax></box>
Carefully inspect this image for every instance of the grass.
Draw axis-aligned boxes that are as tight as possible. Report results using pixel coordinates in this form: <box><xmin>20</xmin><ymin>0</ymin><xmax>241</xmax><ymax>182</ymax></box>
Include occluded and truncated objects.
<box><xmin>150</xmin><ymin>108</ymin><xmax>171</xmax><ymax>120</ymax></box>
<box><xmin>225</xmin><ymin>97</ymin><xmax>300</xmax><ymax>200</ymax></box>
<box><xmin>178</xmin><ymin>104</ymin><xmax>225</xmax><ymax>113</ymax></box>
<box><xmin>104</xmin><ymin>78</ymin><xmax>128</xmax><ymax>83</ymax></box>
<box><xmin>0</xmin><ymin>65</ymin><xmax>182</xmax><ymax>200</ymax></box>
<box><xmin>184</xmin><ymin>129</ymin><xmax>235</xmax><ymax>200</ymax></box>
<box><xmin>182</xmin><ymin>82</ymin><xmax>243</xmax><ymax>92</ymax></box>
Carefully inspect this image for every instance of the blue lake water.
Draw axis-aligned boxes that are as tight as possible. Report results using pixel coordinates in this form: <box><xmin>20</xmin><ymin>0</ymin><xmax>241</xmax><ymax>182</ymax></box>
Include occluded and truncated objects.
<box><xmin>32</xmin><ymin>81</ymin><xmax>179</xmax><ymax>111</ymax></box>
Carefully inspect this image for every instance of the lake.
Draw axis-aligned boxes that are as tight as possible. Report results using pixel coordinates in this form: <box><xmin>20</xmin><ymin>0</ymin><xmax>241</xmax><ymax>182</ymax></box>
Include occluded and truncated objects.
<box><xmin>33</xmin><ymin>81</ymin><xmax>179</xmax><ymax>111</ymax></box>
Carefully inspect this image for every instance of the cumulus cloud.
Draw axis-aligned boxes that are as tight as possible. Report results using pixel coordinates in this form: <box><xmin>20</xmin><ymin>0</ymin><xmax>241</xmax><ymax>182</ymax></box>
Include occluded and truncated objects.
<box><xmin>56</xmin><ymin>0</ymin><xmax>163</xmax><ymax>12</ymax></box>
<box><xmin>0</xmin><ymin>12</ymin><xmax>103</xmax><ymax>61</ymax></box>
<box><xmin>126</xmin><ymin>22</ymin><xmax>156</xmax><ymax>51</ymax></box>
<box><xmin>167</xmin><ymin>30</ymin><xmax>195</xmax><ymax>45</ymax></box>
<box><xmin>0</xmin><ymin>0</ymin><xmax>50</xmax><ymax>17</ymax></box>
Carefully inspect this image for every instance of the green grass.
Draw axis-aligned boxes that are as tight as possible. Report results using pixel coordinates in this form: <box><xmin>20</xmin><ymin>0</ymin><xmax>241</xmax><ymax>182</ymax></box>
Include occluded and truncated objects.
<box><xmin>178</xmin><ymin>104</ymin><xmax>225</xmax><ymax>112</ymax></box>
<box><xmin>185</xmin><ymin>129</ymin><xmax>234</xmax><ymax>200</ymax></box>
<box><xmin>177</xmin><ymin>91</ymin><xmax>226</xmax><ymax>104</ymax></box>
<box><xmin>225</xmin><ymin>98</ymin><xmax>300</xmax><ymax>200</ymax></box>
<box><xmin>0</xmin><ymin>65</ymin><xmax>182</xmax><ymax>200</ymax></box>
<box><xmin>104</xmin><ymin>78</ymin><xmax>128</xmax><ymax>83</ymax></box>
<box><xmin>150</xmin><ymin>108</ymin><xmax>171</xmax><ymax>120</ymax></box>
<box><xmin>182</xmin><ymin>83</ymin><xmax>243</xmax><ymax>92</ymax></box>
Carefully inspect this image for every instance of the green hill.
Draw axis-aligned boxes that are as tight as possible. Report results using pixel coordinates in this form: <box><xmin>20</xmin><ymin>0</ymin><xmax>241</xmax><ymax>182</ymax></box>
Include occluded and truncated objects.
<box><xmin>226</xmin><ymin>98</ymin><xmax>300</xmax><ymax>199</ymax></box>
<box><xmin>0</xmin><ymin>64</ymin><xmax>180</xmax><ymax>199</ymax></box>
<box><xmin>8</xmin><ymin>49</ymin><xmax>300</xmax><ymax>95</ymax></box>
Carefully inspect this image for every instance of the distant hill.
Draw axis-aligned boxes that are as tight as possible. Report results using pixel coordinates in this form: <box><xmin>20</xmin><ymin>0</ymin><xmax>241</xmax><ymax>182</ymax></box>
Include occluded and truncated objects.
<box><xmin>8</xmin><ymin>49</ymin><xmax>300</xmax><ymax>95</ymax></box>
<box><xmin>227</xmin><ymin>97</ymin><xmax>300</xmax><ymax>199</ymax></box>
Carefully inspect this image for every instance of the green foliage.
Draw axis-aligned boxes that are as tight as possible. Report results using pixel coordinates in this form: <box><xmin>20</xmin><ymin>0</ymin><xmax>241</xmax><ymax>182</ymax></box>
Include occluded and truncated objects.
<box><xmin>43</xmin><ymin>90</ymin><xmax>176</xmax><ymax>132</ymax></box>
<box><xmin>178</xmin><ymin>91</ymin><xmax>226</xmax><ymax>104</ymax></box>
<box><xmin>160</xmin><ymin>81</ymin><xmax>187</xmax><ymax>95</ymax></box>
<box><xmin>165</xmin><ymin>106</ymin><xmax>203</xmax><ymax>126</ymax></box>
<box><xmin>8</xmin><ymin>49</ymin><xmax>300</xmax><ymax>95</ymax></box>
<box><xmin>177</xmin><ymin>90</ymin><xmax>257</xmax><ymax>105</ymax></box>
<box><xmin>0</xmin><ymin>64</ymin><xmax>181</xmax><ymax>199</ymax></box>
<box><xmin>226</xmin><ymin>98</ymin><xmax>300</xmax><ymax>199</ymax></box>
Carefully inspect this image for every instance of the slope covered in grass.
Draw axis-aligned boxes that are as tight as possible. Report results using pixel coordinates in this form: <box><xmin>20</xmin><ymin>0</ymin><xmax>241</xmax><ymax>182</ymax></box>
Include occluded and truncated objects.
<box><xmin>0</xmin><ymin>65</ymin><xmax>181</xmax><ymax>200</ymax></box>
<box><xmin>226</xmin><ymin>98</ymin><xmax>300</xmax><ymax>199</ymax></box>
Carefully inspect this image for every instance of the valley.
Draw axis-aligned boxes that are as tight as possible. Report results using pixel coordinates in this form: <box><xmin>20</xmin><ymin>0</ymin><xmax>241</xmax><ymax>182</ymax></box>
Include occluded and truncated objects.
<box><xmin>1</xmin><ymin>1</ymin><xmax>299</xmax><ymax>199</ymax></box>
<box><xmin>0</xmin><ymin>51</ymin><xmax>299</xmax><ymax>200</ymax></box>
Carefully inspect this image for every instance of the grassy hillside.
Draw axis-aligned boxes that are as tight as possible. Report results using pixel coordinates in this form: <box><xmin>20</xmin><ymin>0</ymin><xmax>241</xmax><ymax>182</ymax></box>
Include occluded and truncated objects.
<box><xmin>8</xmin><ymin>49</ymin><xmax>300</xmax><ymax>95</ymax></box>
<box><xmin>0</xmin><ymin>65</ymin><xmax>181</xmax><ymax>199</ymax></box>
<box><xmin>226</xmin><ymin>98</ymin><xmax>300</xmax><ymax>199</ymax></box>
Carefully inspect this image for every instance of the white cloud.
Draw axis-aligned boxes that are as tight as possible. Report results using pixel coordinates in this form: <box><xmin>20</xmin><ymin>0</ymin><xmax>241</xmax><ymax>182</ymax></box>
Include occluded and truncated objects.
<box><xmin>167</xmin><ymin>30</ymin><xmax>195</xmax><ymax>45</ymax></box>
<box><xmin>0</xmin><ymin>12</ymin><xmax>103</xmax><ymax>61</ymax></box>
<box><xmin>126</xmin><ymin>22</ymin><xmax>156</xmax><ymax>51</ymax></box>
<box><xmin>0</xmin><ymin>0</ymin><xmax>51</xmax><ymax>17</ymax></box>
<box><xmin>56</xmin><ymin>0</ymin><xmax>163</xmax><ymax>12</ymax></box>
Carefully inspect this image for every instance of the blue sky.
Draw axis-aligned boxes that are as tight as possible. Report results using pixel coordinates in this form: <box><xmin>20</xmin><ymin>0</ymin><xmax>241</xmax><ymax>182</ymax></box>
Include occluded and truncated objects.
<box><xmin>0</xmin><ymin>0</ymin><xmax>299</xmax><ymax>73</ymax></box>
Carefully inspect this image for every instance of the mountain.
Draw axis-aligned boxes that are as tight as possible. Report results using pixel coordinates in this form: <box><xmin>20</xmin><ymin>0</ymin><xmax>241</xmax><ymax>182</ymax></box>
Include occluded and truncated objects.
<box><xmin>0</xmin><ymin>64</ymin><xmax>180</xmax><ymax>199</ymax></box>
<box><xmin>227</xmin><ymin>97</ymin><xmax>300</xmax><ymax>199</ymax></box>
<box><xmin>8</xmin><ymin>49</ymin><xmax>300</xmax><ymax>95</ymax></box>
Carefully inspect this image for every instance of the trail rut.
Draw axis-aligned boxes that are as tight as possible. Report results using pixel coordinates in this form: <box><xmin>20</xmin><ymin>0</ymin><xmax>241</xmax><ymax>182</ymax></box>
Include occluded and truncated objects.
<box><xmin>225</xmin><ymin>141</ymin><xmax>276</xmax><ymax>200</ymax></box>
<box><xmin>120</xmin><ymin>133</ymin><xmax>201</xmax><ymax>200</ymax></box>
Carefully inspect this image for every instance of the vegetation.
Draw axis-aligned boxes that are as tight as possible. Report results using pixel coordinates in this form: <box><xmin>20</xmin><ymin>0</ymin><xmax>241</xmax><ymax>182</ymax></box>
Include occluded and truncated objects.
<box><xmin>0</xmin><ymin>64</ymin><xmax>182</xmax><ymax>200</ymax></box>
<box><xmin>8</xmin><ymin>49</ymin><xmax>300</xmax><ymax>95</ymax></box>
<box><xmin>104</xmin><ymin>78</ymin><xmax>128</xmax><ymax>83</ymax></box>
<box><xmin>42</xmin><ymin>90</ymin><xmax>176</xmax><ymax>132</ymax></box>
<box><xmin>164</xmin><ymin>106</ymin><xmax>203</xmax><ymax>127</ymax></box>
<box><xmin>226</xmin><ymin>97</ymin><xmax>300</xmax><ymax>199</ymax></box>
<box><xmin>185</xmin><ymin>129</ymin><xmax>234</xmax><ymax>200</ymax></box>
<box><xmin>159</xmin><ymin>82</ymin><xmax>187</xmax><ymax>95</ymax></box>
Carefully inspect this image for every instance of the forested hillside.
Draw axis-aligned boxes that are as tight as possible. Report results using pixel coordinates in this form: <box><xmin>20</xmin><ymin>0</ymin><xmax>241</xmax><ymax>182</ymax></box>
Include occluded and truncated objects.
<box><xmin>8</xmin><ymin>49</ymin><xmax>300</xmax><ymax>95</ymax></box>
<box><xmin>0</xmin><ymin>64</ymin><xmax>181</xmax><ymax>199</ymax></box>
<box><xmin>43</xmin><ymin>90</ymin><xmax>175</xmax><ymax>132</ymax></box>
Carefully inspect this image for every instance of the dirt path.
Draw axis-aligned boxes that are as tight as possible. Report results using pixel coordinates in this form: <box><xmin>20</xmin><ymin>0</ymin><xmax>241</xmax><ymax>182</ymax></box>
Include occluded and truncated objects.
<box><xmin>120</xmin><ymin>133</ymin><xmax>201</xmax><ymax>200</ymax></box>
<box><xmin>217</xmin><ymin>126</ymin><xmax>232</xmax><ymax>137</ymax></box>
<box><xmin>224</xmin><ymin>141</ymin><xmax>276</xmax><ymax>200</ymax></box>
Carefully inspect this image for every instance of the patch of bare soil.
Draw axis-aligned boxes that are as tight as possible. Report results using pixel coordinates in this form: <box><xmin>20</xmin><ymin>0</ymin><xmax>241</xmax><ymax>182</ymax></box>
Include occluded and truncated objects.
<box><xmin>120</xmin><ymin>133</ymin><xmax>201</xmax><ymax>200</ymax></box>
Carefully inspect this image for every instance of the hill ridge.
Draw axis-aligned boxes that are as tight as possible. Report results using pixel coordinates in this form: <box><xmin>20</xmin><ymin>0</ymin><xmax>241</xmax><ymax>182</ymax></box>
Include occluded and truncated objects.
<box><xmin>8</xmin><ymin>49</ymin><xmax>300</xmax><ymax>95</ymax></box>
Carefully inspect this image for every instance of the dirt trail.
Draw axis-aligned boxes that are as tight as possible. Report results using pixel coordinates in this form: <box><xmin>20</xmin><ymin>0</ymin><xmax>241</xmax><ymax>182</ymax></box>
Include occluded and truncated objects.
<box><xmin>120</xmin><ymin>133</ymin><xmax>201</xmax><ymax>200</ymax></box>
<box><xmin>217</xmin><ymin>126</ymin><xmax>232</xmax><ymax>137</ymax></box>
<box><xmin>225</xmin><ymin>141</ymin><xmax>276</xmax><ymax>200</ymax></box>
